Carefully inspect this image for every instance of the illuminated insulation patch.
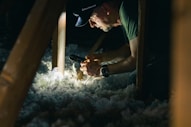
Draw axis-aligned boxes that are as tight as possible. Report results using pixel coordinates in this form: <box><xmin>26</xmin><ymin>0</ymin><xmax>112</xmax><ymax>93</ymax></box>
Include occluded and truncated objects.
<box><xmin>16</xmin><ymin>44</ymin><xmax>168</xmax><ymax>127</ymax></box>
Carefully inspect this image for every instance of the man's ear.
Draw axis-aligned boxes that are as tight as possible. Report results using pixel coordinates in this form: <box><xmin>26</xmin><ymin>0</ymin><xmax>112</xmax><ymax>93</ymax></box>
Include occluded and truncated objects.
<box><xmin>88</xmin><ymin>18</ymin><xmax>95</xmax><ymax>28</ymax></box>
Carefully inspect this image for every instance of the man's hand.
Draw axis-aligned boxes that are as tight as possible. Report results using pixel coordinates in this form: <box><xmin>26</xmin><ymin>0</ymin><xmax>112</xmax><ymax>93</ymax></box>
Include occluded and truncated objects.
<box><xmin>86</xmin><ymin>54</ymin><xmax>103</xmax><ymax>62</ymax></box>
<box><xmin>80</xmin><ymin>59</ymin><xmax>101</xmax><ymax>77</ymax></box>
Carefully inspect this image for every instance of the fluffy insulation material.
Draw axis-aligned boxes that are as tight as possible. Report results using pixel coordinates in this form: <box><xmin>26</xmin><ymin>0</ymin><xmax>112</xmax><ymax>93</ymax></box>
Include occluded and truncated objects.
<box><xmin>13</xmin><ymin>44</ymin><xmax>169</xmax><ymax>127</ymax></box>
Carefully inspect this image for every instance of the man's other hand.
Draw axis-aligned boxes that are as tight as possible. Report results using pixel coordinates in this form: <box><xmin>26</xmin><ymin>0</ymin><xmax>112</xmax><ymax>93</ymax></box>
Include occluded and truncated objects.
<box><xmin>80</xmin><ymin>59</ymin><xmax>101</xmax><ymax>77</ymax></box>
<box><xmin>86</xmin><ymin>54</ymin><xmax>103</xmax><ymax>62</ymax></box>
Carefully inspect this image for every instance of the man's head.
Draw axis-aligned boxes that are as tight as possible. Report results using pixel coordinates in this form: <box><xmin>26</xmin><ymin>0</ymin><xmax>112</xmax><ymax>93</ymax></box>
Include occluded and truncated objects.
<box><xmin>74</xmin><ymin>0</ymin><xmax>121</xmax><ymax>32</ymax></box>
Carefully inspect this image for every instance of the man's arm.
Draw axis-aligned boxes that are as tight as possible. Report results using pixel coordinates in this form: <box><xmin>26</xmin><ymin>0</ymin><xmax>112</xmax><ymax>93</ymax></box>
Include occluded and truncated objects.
<box><xmin>101</xmin><ymin>43</ymin><xmax>131</xmax><ymax>62</ymax></box>
<box><xmin>87</xmin><ymin>42</ymin><xmax>131</xmax><ymax>63</ymax></box>
<box><xmin>80</xmin><ymin>37</ymin><xmax>138</xmax><ymax>77</ymax></box>
<box><xmin>107</xmin><ymin>37</ymin><xmax>138</xmax><ymax>74</ymax></box>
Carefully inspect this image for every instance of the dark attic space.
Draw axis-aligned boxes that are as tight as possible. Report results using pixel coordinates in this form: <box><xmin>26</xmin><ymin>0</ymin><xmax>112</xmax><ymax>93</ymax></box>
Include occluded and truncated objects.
<box><xmin>0</xmin><ymin>0</ymin><xmax>175</xmax><ymax>126</ymax></box>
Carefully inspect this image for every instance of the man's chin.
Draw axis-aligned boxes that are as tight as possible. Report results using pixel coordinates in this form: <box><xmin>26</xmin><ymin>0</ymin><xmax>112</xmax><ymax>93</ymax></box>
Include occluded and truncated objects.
<box><xmin>102</xmin><ymin>27</ymin><xmax>112</xmax><ymax>32</ymax></box>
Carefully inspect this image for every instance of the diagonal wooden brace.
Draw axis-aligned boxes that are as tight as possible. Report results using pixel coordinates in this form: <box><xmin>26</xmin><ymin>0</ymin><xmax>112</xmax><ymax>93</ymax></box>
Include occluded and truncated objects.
<box><xmin>0</xmin><ymin>0</ymin><xmax>67</xmax><ymax>126</ymax></box>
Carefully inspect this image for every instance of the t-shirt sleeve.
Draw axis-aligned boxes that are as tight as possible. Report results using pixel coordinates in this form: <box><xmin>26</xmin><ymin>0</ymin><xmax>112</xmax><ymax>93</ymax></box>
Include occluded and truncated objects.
<box><xmin>119</xmin><ymin>0</ymin><xmax>138</xmax><ymax>41</ymax></box>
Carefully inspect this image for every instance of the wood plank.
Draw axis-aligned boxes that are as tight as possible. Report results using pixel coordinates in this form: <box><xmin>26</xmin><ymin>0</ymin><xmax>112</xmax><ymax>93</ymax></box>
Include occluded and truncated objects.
<box><xmin>0</xmin><ymin>0</ymin><xmax>67</xmax><ymax>126</ymax></box>
<box><xmin>171</xmin><ymin>0</ymin><xmax>191</xmax><ymax>127</ymax></box>
<box><xmin>136</xmin><ymin>0</ymin><xmax>147</xmax><ymax>96</ymax></box>
<box><xmin>52</xmin><ymin>12</ymin><xmax>67</xmax><ymax>74</ymax></box>
<box><xmin>57</xmin><ymin>12</ymin><xmax>67</xmax><ymax>74</ymax></box>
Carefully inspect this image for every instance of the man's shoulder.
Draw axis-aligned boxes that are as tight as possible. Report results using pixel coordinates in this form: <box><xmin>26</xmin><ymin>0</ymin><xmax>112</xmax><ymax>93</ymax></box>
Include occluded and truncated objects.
<box><xmin>119</xmin><ymin>0</ymin><xmax>138</xmax><ymax>41</ymax></box>
<box><xmin>120</xmin><ymin>0</ymin><xmax>138</xmax><ymax>13</ymax></box>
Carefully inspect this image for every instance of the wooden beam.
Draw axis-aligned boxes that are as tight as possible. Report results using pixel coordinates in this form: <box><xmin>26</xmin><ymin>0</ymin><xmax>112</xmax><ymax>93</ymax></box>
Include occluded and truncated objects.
<box><xmin>57</xmin><ymin>12</ymin><xmax>67</xmax><ymax>74</ymax></box>
<box><xmin>0</xmin><ymin>0</ymin><xmax>67</xmax><ymax>126</ymax></box>
<box><xmin>52</xmin><ymin>12</ymin><xmax>67</xmax><ymax>75</ymax></box>
<box><xmin>171</xmin><ymin>0</ymin><xmax>191</xmax><ymax>127</ymax></box>
<box><xmin>136</xmin><ymin>0</ymin><xmax>147</xmax><ymax>96</ymax></box>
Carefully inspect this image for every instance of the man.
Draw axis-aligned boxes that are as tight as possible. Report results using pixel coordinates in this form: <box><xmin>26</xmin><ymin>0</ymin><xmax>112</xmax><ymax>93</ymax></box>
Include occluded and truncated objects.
<box><xmin>73</xmin><ymin>0</ymin><xmax>138</xmax><ymax>78</ymax></box>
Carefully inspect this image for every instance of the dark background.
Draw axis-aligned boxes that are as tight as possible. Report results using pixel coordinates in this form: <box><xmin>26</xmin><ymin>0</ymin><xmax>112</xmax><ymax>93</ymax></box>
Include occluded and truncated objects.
<box><xmin>0</xmin><ymin>0</ymin><xmax>126</xmax><ymax>51</ymax></box>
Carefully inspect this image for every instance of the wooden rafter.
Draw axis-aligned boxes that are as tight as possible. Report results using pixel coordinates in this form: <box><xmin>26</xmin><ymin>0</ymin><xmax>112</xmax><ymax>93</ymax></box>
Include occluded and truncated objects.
<box><xmin>0</xmin><ymin>0</ymin><xmax>67</xmax><ymax>126</ymax></box>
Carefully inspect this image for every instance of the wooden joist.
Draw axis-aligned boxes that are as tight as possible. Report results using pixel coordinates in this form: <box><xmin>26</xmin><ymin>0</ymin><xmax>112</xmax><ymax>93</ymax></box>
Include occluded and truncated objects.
<box><xmin>0</xmin><ymin>0</ymin><xmax>67</xmax><ymax>126</ymax></box>
<box><xmin>52</xmin><ymin>12</ymin><xmax>67</xmax><ymax>74</ymax></box>
<box><xmin>57</xmin><ymin>12</ymin><xmax>67</xmax><ymax>74</ymax></box>
<box><xmin>52</xmin><ymin>12</ymin><xmax>67</xmax><ymax>75</ymax></box>
<box><xmin>171</xmin><ymin>0</ymin><xmax>191</xmax><ymax>127</ymax></box>
<box><xmin>136</xmin><ymin>0</ymin><xmax>147</xmax><ymax>96</ymax></box>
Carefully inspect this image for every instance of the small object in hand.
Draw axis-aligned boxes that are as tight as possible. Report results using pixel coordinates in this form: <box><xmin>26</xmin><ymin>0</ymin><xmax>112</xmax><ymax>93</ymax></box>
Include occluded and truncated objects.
<box><xmin>69</xmin><ymin>54</ymin><xmax>85</xmax><ymax>80</ymax></box>
<box><xmin>69</xmin><ymin>54</ymin><xmax>85</xmax><ymax>63</ymax></box>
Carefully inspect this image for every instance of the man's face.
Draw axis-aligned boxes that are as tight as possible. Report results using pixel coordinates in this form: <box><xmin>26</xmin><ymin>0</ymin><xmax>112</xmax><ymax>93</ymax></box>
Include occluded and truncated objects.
<box><xmin>89</xmin><ymin>15</ymin><xmax>112</xmax><ymax>32</ymax></box>
<box><xmin>88</xmin><ymin>9</ymin><xmax>113</xmax><ymax>32</ymax></box>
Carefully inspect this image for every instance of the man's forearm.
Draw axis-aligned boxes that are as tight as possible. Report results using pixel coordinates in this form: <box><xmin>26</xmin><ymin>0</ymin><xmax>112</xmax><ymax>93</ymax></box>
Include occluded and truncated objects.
<box><xmin>107</xmin><ymin>55</ymin><xmax>136</xmax><ymax>75</ymax></box>
<box><xmin>101</xmin><ymin>43</ymin><xmax>131</xmax><ymax>62</ymax></box>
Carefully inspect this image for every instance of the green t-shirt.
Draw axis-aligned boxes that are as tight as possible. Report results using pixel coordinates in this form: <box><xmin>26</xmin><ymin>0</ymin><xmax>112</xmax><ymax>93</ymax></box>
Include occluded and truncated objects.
<box><xmin>119</xmin><ymin>0</ymin><xmax>138</xmax><ymax>41</ymax></box>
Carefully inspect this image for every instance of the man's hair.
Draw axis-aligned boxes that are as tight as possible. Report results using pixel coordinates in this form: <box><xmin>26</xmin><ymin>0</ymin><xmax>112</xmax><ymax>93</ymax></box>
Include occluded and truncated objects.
<box><xmin>73</xmin><ymin>0</ymin><xmax>112</xmax><ymax>27</ymax></box>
